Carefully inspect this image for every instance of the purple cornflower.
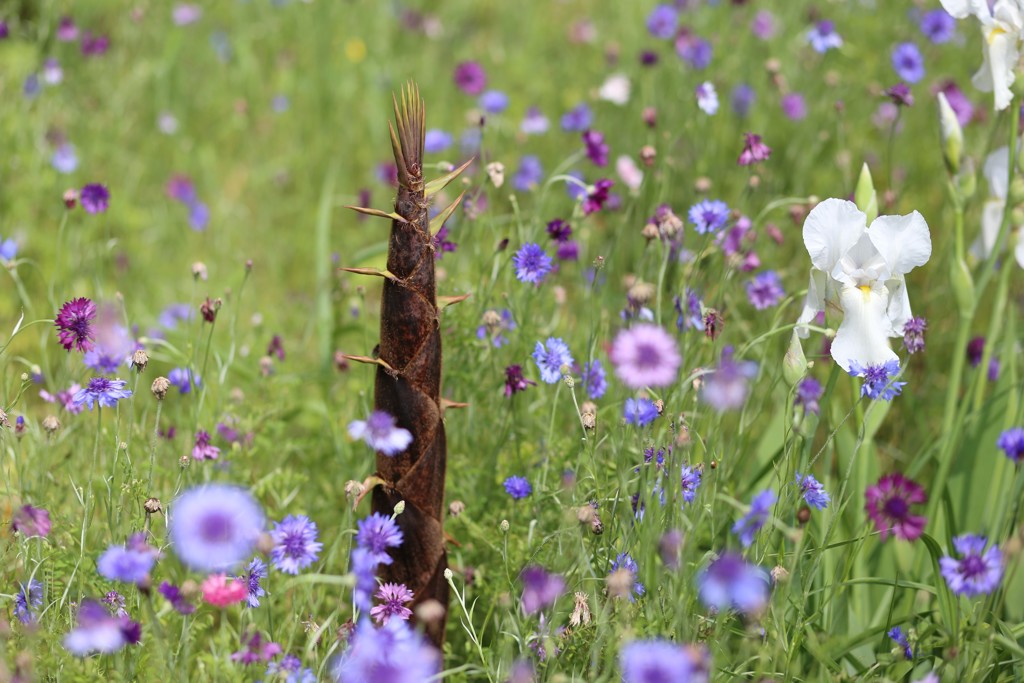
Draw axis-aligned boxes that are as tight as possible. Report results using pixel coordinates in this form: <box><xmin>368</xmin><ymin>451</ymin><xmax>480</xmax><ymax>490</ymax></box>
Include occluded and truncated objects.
<box><xmin>267</xmin><ymin>334</ymin><xmax>285</xmax><ymax>361</ymax></box>
<box><xmin>172</xmin><ymin>4</ymin><xmax>202</xmax><ymax>26</ymax></box>
<box><xmin>520</xmin><ymin>106</ymin><xmax>550</xmax><ymax>135</ymax></box>
<box><xmin>331</xmin><ymin>618</ymin><xmax>440</xmax><ymax>682</ymax></box>
<box><xmin>477</xmin><ymin>308</ymin><xmax>516</xmax><ymax>347</ymax></box>
<box><xmin>191</xmin><ymin>430</ymin><xmax>221</xmax><ymax>461</ymax></box>
<box><xmin>677</xmin><ymin>35</ymin><xmax>713</xmax><ymax>70</ymax></box>
<box><xmin>701</xmin><ymin>347</ymin><xmax>757</xmax><ymax>412</ymax></box>
<box><xmin>232</xmin><ymin>631</ymin><xmax>282</xmax><ymax>665</ymax></box>
<box><xmin>424</xmin><ymin>129</ymin><xmax>452</xmax><ymax>153</ymax></box>
<box><xmin>479</xmin><ymin>90</ymin><xmax>509</xmax><ymax>114</ymax></box>
<box><xmin>582</xmin><ymin>178</ymin><xmax>614</xmax><ymax>214</ymax></box>
<box><xmin>920</xmin><ymin>9</ymin><xmax>956</xmax><ymax>44</ymax></box>
<box><xmin>902</xmin><ymin>317</ymin><xmax>927</xmax><ymax>354</ymax></box>
<box><xmin>620</xmin><ymin>641</ymin><xmax>710</xmax><ymax>683</ymax></box>
<box><xmin>270</xmin><ymin>515</ymin><xmax>323</xmax><ymax>574</ymax></box>
<box><xmin>675</xmin><ymin>289</ymin><xmax>703</xmax><ymax>332</ymax></box>
<box><xmin>351</xmin><ymin>547</ymin><xmax>379</xmax><ymax>611</ymax></box>
<box><xmin>582</xmin><ymin>360</ymin><xmax>608</xmax><ymax>399</ymax></box>
<box><xmin>168</xmin><ymin>484</ymin><xmax>265</xmax><ymax>571</ymax></box>
<box><xmin>504</xmin><ymin>364</ymin><xmax>536</xmax><ymax>397</ymax></box>
<box><xmin>72</xmin><ymin>377</ymin><xmax>132</xmax><ymax>410</ymax></box>
<box><xmin>159</xmin><ymin>303</ymin><xmax>192</xmax><ymax>329</ymax></box>
<box><xmin>453</xmin><ymin>61</ymin><xmax>486</xmax><ymax>95</ymax></box>
<box><xmin>52</xmin><ymin>143</ymin><xmax>78</xmax><ymax>173</ymax></box>
<box><xmin>782</xmin><ymin>93</ymin><xmax>808</xmax><ymax>120</ymax></box>
<box><xmin>14</xmin><ymin>579</ymin><xmax>43</xmax><ymax>624</ymax></box>
<box><xmin>646</xmin><ymin>4</ymin><xmax>678</xmax><ymax>39</ymax></box>
<box><xmin>751</xmin><ymin>10</ymin><xmax>776</xmax><ymax>39</ymax></box>
<box><xmin>371</xmin><ymin>583</ymin><xmax>415</xmax><ymax>625</ymax></box>
<box><xmin>733</xmin><ymin>490</ymin><xmax>776</xmax><ymax>547</ymax></box>
<box><xmin>886</xmin><ymin>83</ymin><xmax>914</xmax><ymax>107</ymax></box>
<box><xmin>55</xmin><ymin>297</ymin><xmax>97</xmax><ymax>352</ymax></box>
<box><xmin>520</xmin><ymin>566</ymin><xmax>566</xmax><ymax>614</ymax></box>
<box><xmin>80</xmin><ymin>183</ymin><xmax>110</xmax><ymax>213</ymax></box>
<box><xmin>504</xmin><ymin>476</ymin><xmax>532</xmax><ymax>500</ymax></box>
<box><xmin>732</xmin><ymin>84</ymin><xmax>756</xmax><ymax>117</ymax></box>
<box><xmin>560</xmin><ymin>103</ymin><xmax>593</xmax><ymax>132</ymax></box>
<box><xmin>432</xmin><ymin>223</ymin><xmax>457</xmax><ymax>259</ymax></box>
<box><xmin>997</xmin><ymin>428</ymin><xmax>1024</xmax><ymax>463</ymax></box>
<box><xmin>356</xmin><ymin>512</ymin><xmax>404</xmax><ymax>564</ymax></box>
<box><xmin>348</xmin><ymin>410</ymin><xmax>413</xmax><ymax>456</ymax></box>
<box><xmin>938</xmin><ymin>81</ymin><xmax>974</xmax><ymax>126</ymax></box>
<box><xmin>697</xmin><ymin>552</ymin><xmax>770</xmax><ymax>614</ymax></box>
<box><xmin>11</xmin><ymin>505</ymin><xmax>51</xmax><ymax>538</ymax></box>
<box><xmin>888</xmin><ymin>627</ymin><xmax>913</xmax><ymax>660</ymax></box>
<box><xmin>940</xmin><ymin>535</ymin><xmax>1004</xmax><ymax>597</ymax></box>
<box><xmin>795</xmin><ymin>376</ymin><xmax>823</xmax><ymax>415</ymax></box>
<box><xmin>623</xmin><ymin>397</ymin><xmax>659</xmax><ymax>427</ymax></box>
<box><xmin>892</xmin><ymin>42</ymin><xmax>925</xmax><ymax>84</ymax></box>
<box><xmin>865</xmin><ymin>473</ymin><xmax>927</xmax><ymax>542</ymax></box>
<box><xmin>609</xmin><ymin>324</ymin><xmax>681</xmax><ymax>389</ymax></box>
<box><xmin>695</xmin><ymin>81</ymin><xmax>718</xmax><ymax>114</ymax></box>
<box><xmin>688</xmin><ymin>199</ymin><xmax>729</xmax><ymax>234</ymax></box>
<box><xmin>265</xmin><ymin>654</ymin><xmax>316</xmax><ymax>683</ymax></box>
<box><xmin>513</xmin><ymin>243</ymin><xmax>553</xmax><ymax>284</ymax></box>
<box><xmin>608</xmin><ymin>553</ymin><xmax>645</xmax><ymax>601</ymax></box>
<box><xmin>532</xmin><ymin>337</ymin><xmax>574</xmax><ymax>384</ymax></box>
<box><xmin>796</xmin><ymin>473</ymin><xmax>830</xmax><ymax>510</ymax></box>
<box><xmin>63</xmin><ymin>600</ymin><xmax>141</xmax><ymax>656</ymax></box>
<box><xmin>513</xmin><ymin>155</ymin><xmax>544</xmax><ymax>191</ymax></box>
<box><xmin>239</xmin><ymin>557</ymin><xmax>267</xmax><ymax>607</ymax></box>
<box><xmin>57</xmin><ymin>16</ymin><xmax>79</xmax><ymax>41</ymax></box>
<box><xmin>746</xmin><ymin>271</ymin><xmax>785</xmax><ymax>309</ymax></box>
<box><xmin>556</xmin><ymin>240</ymin><xmax>578</xmax><ymax>261</ymax></box>
<box><xmin>848</xmin><ymin>360</ymin><xmax>905</xmax><ymax>401</ymax></box>
<box><xmin>39</xmin><ymin>382</ymin><xmax>85</xmax><ymax>416</ymax></box>
<box><xmin>546</xmin><ymin>218</ymin><xmax>572</xmax><ymax>242</ymax></box>
<box><xmin>158</xmin><ymin>581</ymin><xmax>197</xmax><ymax>614</ymax></box>
<box><xmin>97</xmin><ymin>541</ymin><xmax>156</xmax><ymax>584</ymax></box>
<box><xmin>80</xmin><ymin>32</ymin><xmax>111</xmax><ymax>56</ymax></box>
<box><xmin>168</xmin><ymin>366</ymin><xmax>200</xmax><ymax>393</ymax></box>
<box><xmin>738</xmin><ymin>132</ymin><xmax>771</xmax><ymax>166</ymax></box>
<box><xmin>680</xmin><ymin>464</ymin><xmax>702</xmax><ymax>504</ymax></box>
<box><xmin>967</xmin><ymin>336</ymin><xmax>986</xmax><ymax>367</ymax></box>
<box><xmin>582</xmin><ymin>130</ymin><xmax>609</xmax><ymax>167</ymax></box>
<box><xmin>807</xmin><ymin>20</ymin><xmax>843</xmax><ymax>53</ymax></box>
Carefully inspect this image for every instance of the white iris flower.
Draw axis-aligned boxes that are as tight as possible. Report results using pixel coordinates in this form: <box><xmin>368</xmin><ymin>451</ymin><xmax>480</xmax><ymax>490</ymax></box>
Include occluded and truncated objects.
<box><xmin>941</xmin><ymin>0</ymin><xmax>1024</xmax><ymax>111</ymax></box>
<box><xmin>971</xmin><ymin>145</ymin><xmax>1024</xmax><ymax>268</ymax></box>
<box><xmin>796</xmin><ymin>199</ymin><xmax>932</xmax><ymax>372</ymax></box>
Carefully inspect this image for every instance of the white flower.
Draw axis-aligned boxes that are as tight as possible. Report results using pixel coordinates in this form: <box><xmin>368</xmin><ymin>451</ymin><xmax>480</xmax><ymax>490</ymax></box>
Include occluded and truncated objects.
<box><xmin>971</xmin><ymin>145</ymin><xmax>1024</xmax><ymax>267</ymax></box>
<box><xmin>695</xmin><ymin>82</ymin><xmax>718</xmax><ymax>115</ymax></box>
<box><xmin>615</xmin><ymin>155</ymin><xmax>644</xmax><ymax>193</ymax></box>
<box><xmin>598</xmin><ymin>73</ymin><xmax>631</xmax><ymax>105</ymax></box>
<box><xmin>940</xmin><ymin>0</ymin><xmax>1024</xmax><ymax>110</ymax></box>
<box><xmin>796</xmin><ymin>199</ymin><xmax>932</xmax><ymax>372</ymax></box>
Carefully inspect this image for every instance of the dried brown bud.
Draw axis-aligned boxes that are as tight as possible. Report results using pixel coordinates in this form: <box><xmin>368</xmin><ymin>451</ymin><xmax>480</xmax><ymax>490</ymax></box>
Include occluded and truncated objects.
<box><xmin>771</xmin><ymin>566</ymin><xmax>790</xmax><ymax>583</ymax></box>
<box><xmin>131</xmin><ymin>349</ymin><xmax>149</xmax><ymax>373</ymax></box>
<box><xmin>200</xmin><ymin>297</ymin><xmax>222</xmax><ymax>323</ymax></box>
<box><xmin>63</xmin><ymin>188</ymin><xmax>78</xmax><ymax>209</ymax></box>
<box><xmin>642</xmin><ymin>106</ymin><xmax>657</xmax><ymax>128</ymax></box>
<box><xmin>653</xmin><ymin>399</ymin><xmax>665</xmax><ymax>415</ymax></box>
<box><xmin>0</xmin><ymin>409</ymin><xmax>9</xmax><ymax>430</ymax></box>
<box><xmin>344</xmin><ymin>480</ymin><xmax>366</xmax><ymax>500</ymax></box>
<box><xmin>180</xmin><ymin>579</ymin><xmax>200</xmax><ymax>600</ymax></box>
<box><xmin>641</xmin><ymin>222</ymin><xmax>660</xmax><ymax>241</ymax></box>
<box><xmin>606</xmin><ymin>568</ymin><xmax>634</xmax><ymax>599</ymax></box>
<box><xmin>151</xmin><ymin>376</ymin><xmax>170</xmax><ymax>400</ymax></box>
<box><xmin>628</xmin><ymin>281</ymin><xmax>655</xmax><ymax>305</ymax></box>
<box><xmin>144</xmin><ymin>497</ymin><xmax>162</xmax><ymax>514</ymax></box>
<box><xmin>191</xmin><ymin>262</ymin><xmax>208</xmax><ymax>281</ymax></box>
<box><xmin>797</xmin><ymin>506</ymin><xmax>811</xmax><ymax>525</ymax></box>
<box><xmin>640</xmin><ymin>145</ymin><xmax>657</xmax><ymax>166</ymax></box>
<box><xmin>448</xmin><ymin>500</ymin><xmax>466</xmax><ymax>517</ymax></box>
<box><xmin>581</xmin><ymin>411</ymin><xmax>596</xmax><ymax>430</ymax></box>
<box><xmin>415</xmin><ymin>599</ymin><xmax>446</xmax><ymax>626</ymax></box>
<box><xmin>257</xmin><ymin>532</ymin><xmax>275</xmax><ymax>556</ymax></box>
<box><xmin>569</xmin><ymin>592</ymin><xmax>592</xmax><ymax>627</ymax></box>
<box><xmin>42</xmin><ymin>415</ymin><xmax>61</xmax><ymax>434</ymax></box>
<box><xmin>485</xmin><ymin>162</ymin><xmax>505</xmax><ymax>188</ymax></box>
<box><xmin>334</xmin><ymin>350</ymin><xmax>350</xmax><ymax>372</ymax></box>
<box><xmin>259</xmin><ymin>356</ymin><xmax>274</xmax><ymax>377</ymax></box>
<box><xmin>694</xmin><ymin>176</ymin><xmax>712</xmax><ymax>193</ymax></box>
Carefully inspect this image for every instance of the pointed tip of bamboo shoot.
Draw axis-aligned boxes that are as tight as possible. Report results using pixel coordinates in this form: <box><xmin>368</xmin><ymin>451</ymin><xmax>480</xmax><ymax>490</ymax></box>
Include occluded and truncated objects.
<box><xmin>425</xmin><ymin>158</ymin><xmax>474</xmax><ymax>198</ymax></box>
<box><xmin>345</xmin><ymin>205</ymin><xmax>408</xmax><ymax>223</ymax></box>
<box><xmin>437</xmin><ymin>293</ymin><xmax>471</xmax><ymax>309</ymax></box>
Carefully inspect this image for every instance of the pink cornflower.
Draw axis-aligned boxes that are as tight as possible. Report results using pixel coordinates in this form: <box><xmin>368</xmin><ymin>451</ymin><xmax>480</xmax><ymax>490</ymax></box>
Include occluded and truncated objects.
<box><xmin>865</xmin><ymin>473</ymin><xmax>927</xmax><ymax>541</ymax></box>
<box><xmin>370</xmin><ymin>583</ymin><xmax>415</xmax><ymax>625</ymax></box>
<box><xmin>12</xmin><ymin>504</ymin><xmax>52</xmax><ymax>538</ymax></box>
<box><xmin>737</xmin><ymin>133</ymin><xmax>771</xmax><ymax>166</ymax></box>
<box><xmin>201</xmin><ymin>574</ymin><xmax>248</xmax><ymax>607</ymax></box>
<box><xmin>609</xmin><ymin>324</ymin><xmax>681</xmax><ymax>389</ymax></box>
<box><xmin>191</xmin><ymin>430</ymin><xmax>221</xmax><ymax>461</ymax></box>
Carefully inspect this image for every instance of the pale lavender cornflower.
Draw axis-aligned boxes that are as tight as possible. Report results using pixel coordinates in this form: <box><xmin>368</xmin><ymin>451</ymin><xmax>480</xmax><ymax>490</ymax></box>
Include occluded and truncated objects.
<box><xmin>677</xmin><ymin>35</ymin><xmax>713</xmax><ymax>69</ymax></box>
<box><xmin>55</xmin><ymin>297</ymin><xmax>97</xmax><ymax>352</ymax></box>
<box><xmin>424</xmin><ymin>129</ymin><xmax>452</xmax><ymax>153</ymax></box>
<box><xmin>751</xmin><ymin>10</ymin><xmax>777</xmax><ymax>39</ymax></box>
<box><xmin>355</xmin><ymin>512</ymin><xmax>404</xmax><ymax>564</ymax></box>
<box><xmin>513</xmin><ymin>155</ymin><xmax>544</xmax><ymax>191</ymax></box>
<box><xmin>168</xmin><ymin>484</ymin><xmax>265</xmax><ymax>571</ymax></box>
<box><xmin>504</xmin><ymin>476</ymin><xmax>532</xmax><ymax>500</ymax></box>
<box><xmin>746</xmin><ymin>271</ymin><xmax>785</xmax><ymax>309</ymax></box>
<box><xmin>796</xmin><ymin>473</ymin><xmax>830</xmax><ymax>510</ymax></box>
<box><xmin>848</xmin><ymin>360</ymin><xmax>906</xmax><ymax>401</ymax></box>
<box><xmin>479</xmin><ymin>90</ymin><xmax>509</xmax><ymax>114</ymax></box>
<box><xmin>646</xmin><ymin>4</ymin><xmax>678</xmax><ymax>39</ymax></box>
<box><xmin>371</xmin><ymin>583</ymin><xmax>415</xmax><ymax>625</ymax></box>
<box><xmin>14</xmin><ymin>579</ymin><xmax>43</xmax><ymax>624</ymax></box>
<box><xmin>80</xmin><ymin>183</ymin><xmax>110</xmax><ymax>213</ymax></box>
<box><xmin>72</xmin><ymin>377</ymin><xmax>132</xmax><ymax>410</ymax></box>
<box><xmin>701</xmin><ymin>347</ymin><xmax>757</xmax><ymax>412</ymax></box>
<box><xmin>733</xmin><ymin>490</ymin><xmax>776</xmax><ymax>547</ymax></box>
<box><xmin>64</xmin><ymin>600</ymin><xmax>141</xmax><ymax>656</ymax></box>
<box><xmin>532</xmin><ymin>337</ymin><xmax>573</xmax><ymax>384</ymax></box>
<box><xmin>52</xmin><ymin>142</ymin><xmax>78</xmax><ymax>173</ymax></box>
<box><xmin>168</xmin><ymin>366</ymin><xmax>200</xmax><ymax>393</ymax></box>
<box><xmin>172</xmin><ymin>4</ymin><xmax>202</xmax><ymax>25</ymax></box>
<box><xmin>520</xmin><ymin>566</ymin><xmax>566</xmax><ymax>615</ymax></box>
<box><xmin>939</xmin><ymin>535</ymin><xmax>1004</xmax><ymax>597</ymax></box>
<box><xmin>997</xmin><ymin>427</ymin><xmax>1024</xmax><ymax>463</ymax></box>
<box><xmin>902</xmin><ymin>317</ymin><xmax>927</xmax><ymax>354</ymax></box>
<box><xmin>270</xmin><ymin>515</ymin><xmax>323</xmax><ymax>575</ymax></box>
<box><xmin>191</xmin><ymin>430</ymin><xmax>221</xmax><ymax>461</ymax></box>
<box><xmin>794</xmin><ymin>376</ymin><xmax>823</xmax><ymax>415</ymax></box>
<box><xmin>807</xmin><ymin>20</ymin><xmax>843</xmax><ymax>53</ymax></box>
<box><xmin>560</xmin><ymin>103</ymin><xmax>593</xmax><ymax>132</ymax></box>
<box><xmin>623</xmin><ymin>397</ymin><xmax>659</xmax><ymax>427</ymax></box>
<box><xmin>41</xmin><ymin>57</ymin><xmax>60</xmax><ymax>82</ymax></box>
<box><xmin>675</xmin><ymin>289</ymin><xmax>703</xmax><ymax>331</ymax></box>
<box><xmin>695</xmin><ymin>81</ymin><xmax>718</xmax><ymax>114</ymax></box>
<box><xmin>331</xmin><ymin>618</ymin><xmax>440</xmax><ymax>682</ymax></box>
<box><xmin>865</xmin><ymin>473</ymin><xmax>927</xmax><ymax>542</ymax></box>
<box><xmin>0</xmin><ymin>236</ymin><xmax>16</xmax><ymax>261</ymax></box>
<box><xmin>239</xmin><ymin>557</ymin><xmax>267</xmax><ymax>607</ymax></box>
<box><xmin>348</xmin><ymin>410</ymin><xmax>413</xmax><ymax>456</ymax></box>
<box><xmin>265</xmin><ymin>654</ymin><xmax>316</xmax><ymax>683</ymax></box>
<box><xmin>696</xmin><ymin>552</ymin><xmax>771</xmax><ymax>614</ymax></box>
<box><xmin>620</xmin><ymin>641</ymin><xmax>711</xmax><ymax>683</ymax></box>
<box><xmin>688</xmin><ymin>199</ymin><xmax>729</xmax><ymax>234</ymax></box>
<box><xmin>782</xmin><ymin>93</ymin><xmax>807</xmax><ymax>120</ymax></box>
<box><xmin>732</xmin><ymin>84</ymin><xmax>756</xmax><ymax>117</ymax></box>
<box><xmin>513</xmin><ymin>243</ymin><xmax>553</xmax><ymax>284</ymax></box>
<box><xmin>920</xmin><ymin>9</ymin><xmax>956</xmax><ymax>44</ymax></box>
<box><xmin>97</xmin><ymin>540</ymin><xmax>156</xmax><ymax>584</ymax></box>
<box><xmin>892</xmin><ymin>42</ymin><xmax>925</xmax><ymax>84</ymax></box>
<box><xmin>609</xmin><ymin>324</ymin><xmax>681</xmax><ymax>389</ymax></box>
<box><xmin>520</xmin><ymin>106</ymin><xmax>550</xmax><ymax>135</ymax></box>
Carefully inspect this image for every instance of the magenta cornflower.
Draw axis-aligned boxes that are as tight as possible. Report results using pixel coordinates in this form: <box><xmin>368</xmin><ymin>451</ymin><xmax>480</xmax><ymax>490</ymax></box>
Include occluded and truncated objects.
<box><xmin>80</xmin><ymin>183</ymin><xmax>110</xmax><ymax>213</ymax></box>
<box><xmin>504</xmin><ymin>364</ymin><xmax>536</xmax><ymax>397</ymax></box>
<box><xmin>55</xmin><ymin>297</ymin><xmax>97</xmax><ymax>352</ymax></box>
<box><xmin>738</xmin><ymin>132</ymin><xmax>772</xmax><ymax>166</ymax></box>
<box><xmin>939</xmin><ymin>535</ymin><xmax>1004</xmax><ymax>597</ymax></box>
<box><xmin>11</xmin><ymin>504</ymin><xmax>51</xmax><ymax>538</ymax></box>
<box><xmin>191</xmin><ymin>430</ymin><xmax>221</xmax><ymax>461</ymax></box>
<box><xmin>865</xmin><ymin>473</ymin><xmax>927</xmax><ymax>542</ymax></box>
<box><xmin>453</xmin><ymin>61</ymin><xmax>487</xmax><ymax>95</ymax></box>
<box><xmin>270</xmin><ymin>515</ymin><xmax>323</xmax><ymax>574</ymax></box>
<box><xmin>348</xmin><ymin>410</ymin><xmax>413</xmax><ymax>457</ymax></box>
<box><xmin>370</xmin><ymin>583</ymin><xmax>415</xmax><ymax>625</ymax></box>
<box><xmin>609</xmin><ymin>324</ymin><xmax>681</xmax><ymax>389</ymax></box>
<box><xmin>885</xmin><ymin>83</ymin><xmax>914</xmax><ymax>107</ymax></box>
<box><xmin>581</xmin><ymin>178</ymin><xmax>614</xmax><ymax>214</ymax></box>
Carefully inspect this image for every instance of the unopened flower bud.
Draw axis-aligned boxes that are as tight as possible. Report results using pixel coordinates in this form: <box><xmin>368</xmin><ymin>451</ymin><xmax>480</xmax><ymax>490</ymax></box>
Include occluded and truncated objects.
<box><xmin>443</xmin><ymin>568</ymin><xmax>454</xmax><ymax>581</ymax></box>
<box><xmin>950</xmin><ymin>257</ymin><xmax>975</xmax><ymax>317</ymax></box>
<box><xmin>131</xmin><ymin>349</ymin><xmax>149</xmax><ymax>373</ymax></box>
<box><xmin>854</xmin><ymin>163</ymin><xmax>878</xmax><ymax>225</ymax></box>
<box><xmin>144</xmin><ymin>498</ymin><xmax>162</xmax><ymax>514</ymax></box>
<box><xmin>415</xmin><ymin>599</ymin><xmax>446</xmax><ymax>625</ymax></box>
<box><xmin>393</xmin><ymin>500</ymin><xmax>406</xmax><ymax>516</ymax></box>
<box><xmin>771</xmin><ymin>566</ymin><xmax>790</xmax><ymax>583</ymax></box>
<box><xmin>257</xmin><ymin>532</ymin><xmax>275</xmax><ymax>555</ymax></box>
<box><xmin>937</xmin><ymin>91</ymin><xmax>963</xmax><ymax>175</ymax></box>
<box><xmin>42</xmin><ymin>415</ymin><xmax>60</xmax><ymax>434</ymax></box>
<box><xmin>640</xmin><ymin>145</ymin><xmax>656</xmax><ymax>166</ymax></box>
<box><xmin>562</xmin><ymin>374</ymin><xmax>575</xmax><ymax>388</ymax></box>
<box><xmin>783</xmin><ymin>330</ymin><xmax>808</xmax><ymax>386</ymax></box>
<box><xmin>606</xmin><ymin>568</ymin><xmax>634</xmax><ymax>599</ymax></box>
<box><xmin>499</xmin><ymin>519</ymin><xmax>510</xmax><ymax>532</ymax></box>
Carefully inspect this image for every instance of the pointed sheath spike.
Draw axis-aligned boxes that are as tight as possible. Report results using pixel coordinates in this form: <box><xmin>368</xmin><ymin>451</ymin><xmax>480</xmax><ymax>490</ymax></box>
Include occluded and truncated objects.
<box><xmin>339</xmin><ymin>267</ymin><xmax>399</xmax><ymax>281</ymax></box>
<box><xmin>344</xmin><ymin>206</ymin><xmax>409</xmax><ymax>223</ymax></box>
<box><xmin>437</xmin><ymin>293</ymin><xmax>471</xmax><ymax>309</ymax></box>
<box><xmin>430</xmin><ymin>189</ymin><xmax>467</xmax><ymax>235</ymax></box>
<box><xmin>440</xmin><ymin>398</ymin><xmax>469</xmax><ymax>412</ymax></box>
<box><xmin>340</xmin><ymin>354</ymin><xmax>397</xmax><ymax>374</ymax></box>
<box><xmin>425</xmin><ymin>158</ymin><xmax>474</xmax><ymax>198</ymax></box>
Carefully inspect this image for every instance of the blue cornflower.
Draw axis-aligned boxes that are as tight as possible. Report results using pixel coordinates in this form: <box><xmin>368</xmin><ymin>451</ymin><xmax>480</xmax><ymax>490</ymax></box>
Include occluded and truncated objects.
<box><xmin>732</xmin><ymin>489</ymin><xmax>775</xmax><ymax>547</ymax></box>
<box><xmin>159</xmin><ymin>303</ymin><xmax>192</xmax><ymax>329</ymax></box>
<box><xmin>1</xmin><ymin>236</ymin><xmax>18</xmax><ymax>261</ymax></box>
<box><xmin>532</xmin><ymin>337</ymin><xmax>573</xmax><ymax>384</ymax></box>
<box><xmin>688</xmin><ymin>199</ymin><xmax>730</xmax><ymax>234</ymax></box>
<box><xmin>270</xmin><ymin>515</ymin><xmax>323</xmax><ymax>575</ymax></box>
<box><xmin>920</xmin><ymin>9</ymin><xmax>955</xmax><ymax>44</ymax></box>
<box><xmin>503</xmin><ymin>476</ymin><xmax>532</xmax><ymax>500</ymax></box>
<box><xmin>796</xmin><ymin>473</ymin><xmax>830</xmax><ymax>510</ymax></box>
<box><xmin>424</xmin><ymin>129</ymin><xmax>453</xmax><ymax>154</ymax></box>
<box><xmin>513</xmin><ymin>155</ymin><xmax>544</xmax><ymax>192</ymax></box>
<box><xmin>350</xmin><ymin>547</ymin><xmax>379</xmax><ymax>611</ymax></box>
<box><xmin>623</xmin><ymin>397</ymin><xmax>659</xmax><ymax>427</ymax></box>
<box><xmin>97</xmin><ymin>543</ymin><xmax>156</xmax><ymax>584</ymax></box>
<box><xmin>680</xmin><ymin>464</ymin><xmax>702</xmax><ymax>504</ymax></box>
<box><xmin>888</xmin><ymin>626</ymin><xmax>913</xmax><ymax>660</ymax></box>
<box><xmin>848</xmin><ymin>360</ymin><xmax>905</xmax><ymax>401</ymax></box>
<box><xmin>677</xmin><ymin>36</ymin><xmax>713</xmax><ymax>69</ymax></box>
<box><xmin>795</xmin><ymin>376</ymin><xmax>823</xmax><ymax>415</ymax></box>
<box><xmin>188</xmin><ymin>201</ymin><xmax>209</xmax><ymax>231</ymax></box>
<box><xmin>168</xmin><ymin>367</ymin><xmax>200</xmax><ymax>393</ymax></box>
<box><xmin>731</xmin><ymin>84</ymin><xmax>756</xmax><ymax>117</ymax></box>
<box><xmin>560</xmin><ymin>103</ymin><xmax>593</xmax><ymax>132</ymax></box>
<box><xmin>939</xmin><ymin>534</ymin><xmax>1004</xmax><ymax>597</ymax></box>
<box><xmin>646</xmin><ymin>4</ymin><xmax>677</xmax><ymax>39</ymax></box>
<box><xmin>746</xmin><ymin>270</ymin><xmax>785</xmax><ymax>309</ymax></box>
<box><xmin>355</xmin><ymin>512</ymin><xmax>403</xmax><ymax>565</ymax></box>
<box><xmin>608</xmin><ymin>552</ymin><xmax>645</xmax><ymax>601</ymax></box>
<box><xmin>72</xmin><ymin>377</ymin><xmax>132</xmax><ymax>410</ymax></box>
<box><xmin>675</xmin><ymin>288</ymin><xmax>703</xmax><ymax>332</ymax></box>
<box><xmin>696</xmin><ymin>552</ymin><xmax>770</xmax><ymax>614</ymax></box>
<box><xmin>996</xmin><ymin>427</ymin><xmax>1024</xmax><ymax>463</ymax></box>
<box><xmin>266</xmin><ymin>654</ymin><xmax>317</xmax><ymax>683</ymax></box>
<box><xmin>806</xmin><ymin>20</ymin><xmax>843</xmax><ymax>53</ymax></box>
<box><xmin>513</xmin><ymin>243</ymin><xmax>553</xmax><ymax>284</ymax></box>
<box><xmin>479</xmin><ymin>90</ymin><xmax>509</xmax><ymax>114</ymax></box>
<box><xmin>581</xmin><ymin>360</ymin><xmax>607</xmax><ymax>399</ymax></box>
<box><xmin>620</xmin><ymin>640</ymin><xmax>710</xmax><ymax>683</ymax></box>
<box><xmin>15</xmin><ymin>579</ymin><xmax>43</xmax><ymax>623</ymax></box>
<box><xmin>891</xmin><ymin>42</ymin><xmax>925</xmax><ymax>84</ymax></box>
<box><xmin>240</xmin><ymin>557</ymin><xmax>266</xmax><ymax>607</ymax></box>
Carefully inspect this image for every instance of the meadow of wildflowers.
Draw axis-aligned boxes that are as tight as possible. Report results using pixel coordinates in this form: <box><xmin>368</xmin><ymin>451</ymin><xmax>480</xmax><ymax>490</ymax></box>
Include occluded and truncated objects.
<box><xmin>2</xmin><ymin>1</ymin><xmax>1024</xmax><ymax>681</ymax></box>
